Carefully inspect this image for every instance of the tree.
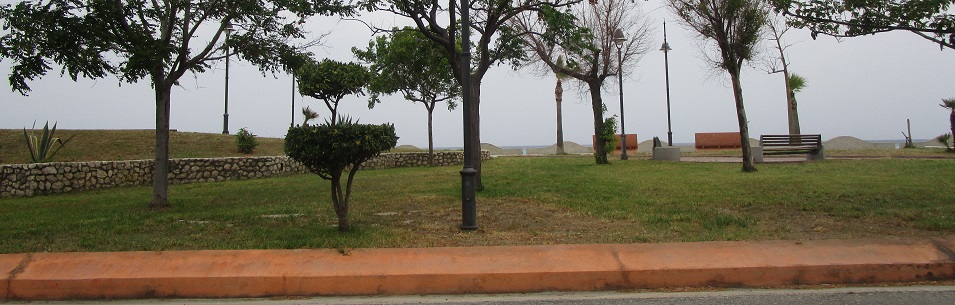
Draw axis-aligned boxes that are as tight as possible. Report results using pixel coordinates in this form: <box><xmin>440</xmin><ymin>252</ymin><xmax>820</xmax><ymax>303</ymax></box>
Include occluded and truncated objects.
<box><xmin>941</xmin><ymin>98</ymin><xmax>955</xmax><ymax>141</ymax></box>
<box><xmin>512</xmin><ymin>0</ymin><xmax>651</xmax><ymax>164</ymax></box>
<box><xmin>773</xmin><ymin>0</ymin><xmax>955</xmax><ymax>49</ymax></box>
<box><xmin>670</xmin><ymin>0</ymin><xmax>766</xmax><ymax>172</ymax></box>
<box><xmin>296</xmin><ymin>59</ymin><xmax>372</xmax><ymax>125</ymax></box>
<box><xmin>554</xmin><ymin>56</ymin><xmax>570</xmax><ymax>155</ymax></box>
<box><xmin>285</xmin><ymin>119</ymin><xmax>398</xmax><ymax>231</ymax></box>
<box><xmin>353</xmin><ymin>27</ymin><xmax>460</xmax><ymax>166</ymax></box>
<box><xmin>361</xmin><ymin>0</ymin><xmax>581</xmax><ymax>188</ymax></box>
<box><xmin>0</xmin><ymin>0</ymin><xmax>351</xmax><ymax>208</ymax></box>
<box><xmin>765</xmin><ymin>15</ymin><xmax>805</xmax><ymax>135</ymax></box>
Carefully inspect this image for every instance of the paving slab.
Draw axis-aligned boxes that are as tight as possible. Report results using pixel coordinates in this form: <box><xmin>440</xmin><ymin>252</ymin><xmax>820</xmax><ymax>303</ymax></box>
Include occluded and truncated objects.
<box><xmin>2</xmin><ymin>237</ymin><xmax>954</xmax><ymax>301</ymax></box>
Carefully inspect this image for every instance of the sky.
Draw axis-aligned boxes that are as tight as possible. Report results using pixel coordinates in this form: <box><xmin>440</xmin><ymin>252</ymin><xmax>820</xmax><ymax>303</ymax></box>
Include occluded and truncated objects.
<box><xmin>2</xmin><ymin>0</ymin><xmax>954</xmax><ymax>149</ymax></box>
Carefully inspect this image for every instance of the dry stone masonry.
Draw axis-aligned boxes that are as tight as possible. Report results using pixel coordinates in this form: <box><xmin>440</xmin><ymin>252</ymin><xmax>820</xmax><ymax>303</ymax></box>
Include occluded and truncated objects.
<box><xmin>1</xmin><ymin>151</ymin><xmax>489</xmax><ymax>198</ymax></box>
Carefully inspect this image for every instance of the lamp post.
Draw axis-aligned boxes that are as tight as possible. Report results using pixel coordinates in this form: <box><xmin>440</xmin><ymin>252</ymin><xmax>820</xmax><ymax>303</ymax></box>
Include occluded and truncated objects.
<box><xmin>222</xmin><ymin>21</ymin><xmax>233</xmax><ymax>135</ymax></box>
<box><xmin>459</xmin><ymin>0</ymin><xmax>477</xmax><ymax>230</ymax></box>
<box><xmin>660</xmin><ymin>21</ymin><xmax>673</xmax><ymax>146</ymax></box>
<box><xmin>613</xmin><ymin>29</ymin><xmax>627</xmax><ymax>160</ymax></box>
<box><xmin>291</xmin><ymin>73</ymin><xmax>295</xmax><ymax>127</ymax></box>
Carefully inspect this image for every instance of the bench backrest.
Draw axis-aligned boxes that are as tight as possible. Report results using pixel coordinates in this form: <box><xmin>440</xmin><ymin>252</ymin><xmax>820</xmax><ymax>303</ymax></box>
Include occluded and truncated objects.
<box><xmin>760</xmin><ymin>134</ymin><xmax>822</xmax><ymax>147</ymax></box>
<box><xmin>695</xmin><ymin>132</ymin><xmax>742</xmax><ymax>149</ymax></box>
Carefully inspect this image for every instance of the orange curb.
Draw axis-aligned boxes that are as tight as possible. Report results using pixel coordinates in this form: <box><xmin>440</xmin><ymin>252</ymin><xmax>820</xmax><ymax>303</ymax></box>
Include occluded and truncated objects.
<box><xmin>3</xmin><ymin>237</ymin><xmax>954</xmax><ymax>300</ymax></box>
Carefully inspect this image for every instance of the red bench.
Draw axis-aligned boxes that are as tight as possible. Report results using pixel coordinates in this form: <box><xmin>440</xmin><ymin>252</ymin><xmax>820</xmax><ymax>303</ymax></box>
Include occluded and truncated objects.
<box><xmin>695</xmin><ymin>132</ymin><xmax>742</xmax><ymax>149</ymax></box>
<box><xmin>592</xmin><ymin>134</ymin><xmax>638</xmax><ymax>151</ymax></box>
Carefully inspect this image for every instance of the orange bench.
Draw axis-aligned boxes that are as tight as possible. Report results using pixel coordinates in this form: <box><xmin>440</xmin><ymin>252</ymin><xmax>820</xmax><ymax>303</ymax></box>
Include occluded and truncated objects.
<box><xmin>592</xmin><ymin>134</ymin><xmax>638</xmax><ymax>151</ymax></box>
<box><xmin>695</xmin><ymin>132</ymin><xmax>742</xmax><ymax>149</ymax></box>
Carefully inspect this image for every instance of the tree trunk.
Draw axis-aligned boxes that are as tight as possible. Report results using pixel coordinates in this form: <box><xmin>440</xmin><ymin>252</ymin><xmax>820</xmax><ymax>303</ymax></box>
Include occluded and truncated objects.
<box><xmin>949</xmin><ymin>110</ymin><xmax>954</xmax><ymax>140</ymax></box>
<box><xmin>427</xmin><ymin>105</ymin><xmax>435</xmax><ymax>166</ymax></box>
<box><xmin>589</xmin><ymin>81</ymin><xmax>608</xmax><ymax>164</ymax></box>
<box><xmin>556</xmin><ymin>77</ymin><xmax>565</xmax><ymax>154</ymax></box>
<box><xmin>730</xmin><ymin>71</ymin><xmax>756</xmax><ymax>172</ymax></box>
<box><xmin>150</xmin><ymin>82</ymin><xmax>172</xmax><ymax>209</ymax></box>
<box><xmin>787</xmin><ymin>89</ymin><xmax>801</xmax><ymax>135</ymax></box>
<box><xmin>331</xmin><ymin>171</ymin><xmax>350</xmax><ymax>232</ymax></box>
<box><xmin>470</xmin><ymin>79</ymin><xmax>483</xmax><ymax>190</ymax></box>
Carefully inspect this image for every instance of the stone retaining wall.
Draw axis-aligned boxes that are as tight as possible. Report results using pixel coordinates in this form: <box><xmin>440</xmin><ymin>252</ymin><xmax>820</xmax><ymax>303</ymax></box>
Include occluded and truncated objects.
<box><xmin>1</xmin><ymin>151</ymin><xmax>490</xmax><ymax>198</ymax></box>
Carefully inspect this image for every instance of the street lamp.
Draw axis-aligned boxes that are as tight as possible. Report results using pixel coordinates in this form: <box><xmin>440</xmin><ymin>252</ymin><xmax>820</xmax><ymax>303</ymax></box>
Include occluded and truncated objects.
<box><xmin>222</xmin><ymin>21</ymin><xmax>234</xmax><ymax>135</ymax></box>
<box><xmin>660</xmin><ymin>21</ymin><xmax>673</xmax><ymax>146</ymax></box>
<box><xmin>459</xmin><ymin>0</ymin><xmax>477</xmax><ymax>230</ymax></box>
<box><xmin>613</xmin><ymin>28</ymin><xmax>627</xmax><ymax>160</ymax></box>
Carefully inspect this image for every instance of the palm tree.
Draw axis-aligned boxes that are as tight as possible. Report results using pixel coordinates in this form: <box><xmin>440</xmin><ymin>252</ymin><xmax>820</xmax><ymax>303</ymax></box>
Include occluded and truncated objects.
<box><xmin>941</xmin><ymin>98</ymin><xmax>955</xmax><ymax>141</ymax></box>
<box><xmin>554</xmin><ymin>56</ymin><xmax>569</xmax><ymax>154</ymax></box>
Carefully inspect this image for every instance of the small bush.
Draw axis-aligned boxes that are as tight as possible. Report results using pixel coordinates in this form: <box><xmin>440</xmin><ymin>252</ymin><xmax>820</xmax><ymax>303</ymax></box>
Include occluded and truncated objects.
<box><xmin>937</xmin><ymin>133</ymin><xmax>953</xmax><ymax>152</ymax></box>
<box><xmin>285</xmin><ymin>117</ymin><xmax>399</xmax><ymax>231</ymax></box>
<box><xmin>235</xmin><ymin>127</ymin><xmax>259</xmax><ymax>154</ymax></box>
<box><xmin>600</xmin><ymin>115</ymin><xmax>619</xmax><ymax>159</ymax></box>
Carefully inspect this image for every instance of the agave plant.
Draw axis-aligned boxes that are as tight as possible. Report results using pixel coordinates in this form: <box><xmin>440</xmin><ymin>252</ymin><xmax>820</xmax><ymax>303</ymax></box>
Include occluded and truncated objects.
<box><xmin>22</xmin><ymin>121</ymin><xmax>75</xmax><ymax>163</ymax></box>
<box><xmin>937</xmin><ymin>133</ymin><xmax>953</xmax><ymax>152</ymax></box>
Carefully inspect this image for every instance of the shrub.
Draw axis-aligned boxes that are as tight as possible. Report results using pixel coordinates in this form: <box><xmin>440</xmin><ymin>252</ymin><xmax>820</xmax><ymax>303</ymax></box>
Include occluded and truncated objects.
<box><xmin>599</xmin><ymin>115</ymin><xmax>619</xmax><ymax>163</ymax></box>
<box><xmin>23</xmin><ymin>121</ymin><xmax>75</xmax><ymax>163</ymax></box>
<box><xmin>938</xmin><ymin>133</ymin><xmax>953</xmax><ymax>152</ymax></box>
<box><xmin>285</xmin><ymin>117</ymin><xmax>399</xmax><ymax>231</ymax></box>
<box><xmin>235</xmin><ymin>127</ymin><xmax>259</xmax><ymax>154</ymax></box>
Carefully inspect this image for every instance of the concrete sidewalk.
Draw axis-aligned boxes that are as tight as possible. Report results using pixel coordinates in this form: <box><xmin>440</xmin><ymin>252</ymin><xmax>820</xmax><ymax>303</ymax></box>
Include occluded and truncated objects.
<box><xmin>3</xmin><ymin>237</ymin><xmax>954</xmax><ymax>301</ymax></box>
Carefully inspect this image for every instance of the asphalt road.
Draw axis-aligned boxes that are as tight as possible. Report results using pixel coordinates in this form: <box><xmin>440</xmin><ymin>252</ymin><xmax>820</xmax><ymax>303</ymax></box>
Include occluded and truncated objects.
<box><xmin>14</xmin><ymin>286</ymin><xmax>955</xmax><ymax>305</ymax></box>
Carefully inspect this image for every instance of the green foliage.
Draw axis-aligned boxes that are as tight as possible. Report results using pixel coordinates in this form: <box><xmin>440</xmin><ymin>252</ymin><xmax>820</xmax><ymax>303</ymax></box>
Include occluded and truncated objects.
<box><xmin>670</xmin><ymin>0</ymin><xmax>767</xmax><ymax>72</ymax></box>
<box><xmin>0</xmin><ymin>0</ymin><xmax>352</xmax><ymax>95</ymax></box>
<box><xmin>787</xmin><ymin>73</ymin><xmax>806</xmax><ymax>93</ymax></box>
<box><xmin>302</xmin><ymin>106</ymin><xmax>320</xmax><ymax>126</ymax></box>
<box><xmin>940</xmin><ymin>98</ymin><xmax>955</xmax><ymax>110</ymax></box>
<box><xmin>22</xmin><ymin>121</ymin><xmax>75</xmax><ymax>163</ymax></box>
<box><xmin>235</xmin><ymin>128</ymin><xmax>259</xmax><ymax>154</ymax></box>
<box><xmin>296</xmin><ymin>59</ymin><xmax>371</xmax><ymax>124</ymax></box>
<box><xmin>774</xmin><ymin>0</ymin><xmax>955</xmax><ymax>49</ymax></box>
<box><xmin>937</xmin><ymin>133</ymin><xmax>953</xmax><ymax>152</ymax></box>
<box><xmin>352</xmin><ymin>27</ymin><xmax>460</xmax><ymax>110</ymax></box>
<box><xmin>600</xmin><ymin>115</ymin><xmax>619</xmax><ymax>163</ymax></box>
<box><xmin>284</xmin><ymin>117</ymin><xmax>398</xmax><ymax>231</ymax></box>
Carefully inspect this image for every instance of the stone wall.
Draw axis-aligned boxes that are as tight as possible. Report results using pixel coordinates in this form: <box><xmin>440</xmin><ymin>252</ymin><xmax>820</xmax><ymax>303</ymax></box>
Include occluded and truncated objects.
<box><xmin>1</xmin><ymin>151</ymin><xmax>490</xmax><ymax>198</ymax></box>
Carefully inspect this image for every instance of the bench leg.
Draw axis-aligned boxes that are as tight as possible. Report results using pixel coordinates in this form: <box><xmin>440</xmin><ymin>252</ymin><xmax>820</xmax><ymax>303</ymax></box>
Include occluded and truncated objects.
<box><xmin>752</xmin><ymin>146</ymin><xmax>764</xmax><ymax>163</ymax></box>
<box><xmin>809</xmin><ymin>145</ymin><xmax>825</xmax><ymax>161</ymax></box>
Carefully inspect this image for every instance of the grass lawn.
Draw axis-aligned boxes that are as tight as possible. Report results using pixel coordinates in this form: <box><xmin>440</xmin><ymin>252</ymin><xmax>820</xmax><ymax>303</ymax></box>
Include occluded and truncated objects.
<box><xmin>0</xmin><ymin>129</ymin><xmax>426</xmax><ymax>164</ymax></box>
<box><xmin>1</xmin><ymin>156</ymin><xmax>953</xmax><ymax>253</ymax></box>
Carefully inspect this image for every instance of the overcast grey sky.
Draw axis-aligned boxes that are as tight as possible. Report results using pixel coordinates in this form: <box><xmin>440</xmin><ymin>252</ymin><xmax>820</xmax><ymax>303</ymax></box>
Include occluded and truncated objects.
<box><xmin>2</xmin><ymin>0</ymin><xmax>954</xmax><ymax>148</ymax></box>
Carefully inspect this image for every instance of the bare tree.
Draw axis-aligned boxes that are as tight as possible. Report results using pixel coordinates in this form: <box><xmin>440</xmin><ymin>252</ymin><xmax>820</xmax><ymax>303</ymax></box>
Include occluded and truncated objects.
<box><xmin>670</xmin><ymin>0</ymin><xmax>767</xmax><ymax>172</ymax></box>
<box><xmin>511</xmin><ymin>0</ymin><xmax>652</xmax><ymax>164</ymax></box>
<box><xmin>765</xmin><ymin>14</ymin><xmax>803</xmax><ymax>135</ymax></box>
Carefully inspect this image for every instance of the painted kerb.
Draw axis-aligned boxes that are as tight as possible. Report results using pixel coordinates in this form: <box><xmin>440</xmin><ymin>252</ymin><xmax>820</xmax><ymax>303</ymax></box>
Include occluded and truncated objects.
<box><xmin>1</xmin><ymin>151</ymin><xmax>490</xmax><ymax>198</ymax></box>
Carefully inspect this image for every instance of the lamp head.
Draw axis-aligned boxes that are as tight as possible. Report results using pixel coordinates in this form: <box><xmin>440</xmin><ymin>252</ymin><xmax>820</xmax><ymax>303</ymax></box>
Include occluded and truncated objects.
<box><xmin>612</xmin><ymin>29</ymin><xmax>625</xmax><ymax>48</ymax></box>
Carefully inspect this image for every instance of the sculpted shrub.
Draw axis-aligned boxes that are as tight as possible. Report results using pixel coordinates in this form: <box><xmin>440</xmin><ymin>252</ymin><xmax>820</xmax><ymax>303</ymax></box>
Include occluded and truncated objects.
<box><xmin>285</xmin><ymin>117</ymin><xmax>398</xmax><ymax>231</ymax></box>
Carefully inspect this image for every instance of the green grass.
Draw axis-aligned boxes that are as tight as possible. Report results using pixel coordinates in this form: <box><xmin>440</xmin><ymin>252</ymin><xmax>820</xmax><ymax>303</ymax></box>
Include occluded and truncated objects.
<box><xmin>2</xmin><ymin>156</ymin><xmax>953</xmax><ymax>253</ymax></box>
<box><xmin>1</xmin><ymin>129</ymin><xmax>426</xmax><ymax>164</ymax></box>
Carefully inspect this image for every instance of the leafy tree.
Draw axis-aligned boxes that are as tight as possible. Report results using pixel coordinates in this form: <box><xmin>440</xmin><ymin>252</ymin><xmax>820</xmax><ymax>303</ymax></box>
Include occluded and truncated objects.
<box><xmin>361</xmin><ymin>0</ymin><xmax>581</xmax><ymax>188</ymax></box>
<box><xmin>0</xmin><ymin>0</ymin><xmax>351</xmax><ymax>208</ymax></box>
<box><xmin>353</xmin><ymin>27</ymin><xmax>460</xmax><ymax>166</ymax></box>
<box><xmin>285</xmin><ymin>119</ymin><xmax>398</xmax><ymax>231</ymax></box>
<box><xmin>773</xmin><ymin>0</ymin><xmax>955</xmax><ymax>49</ymax></box>
<box><xmin>670</xmin><ymin>0</ymin><xmax>766</xmax><ymax>172</ymax></box>
<box><xmin>296</xmin><ymin>59</ymin><xmax>372</xmax><ymax>125</ymax></box>
<box><xmin>511</xmin><ymin>1</ymin><xmax>652</xmax><ymax>164</ymax></box>
<box><xmin>941</xmin><ymin>98</ymin><xmax>955</xmax><ymax>142</ymax></box>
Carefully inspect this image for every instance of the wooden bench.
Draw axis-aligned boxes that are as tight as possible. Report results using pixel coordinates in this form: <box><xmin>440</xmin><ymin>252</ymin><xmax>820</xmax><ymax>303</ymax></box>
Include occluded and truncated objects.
<box><xmin>759</xmin><ymin>134</ymin><xmax>824</xmax><ymax>160</ymax></box>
